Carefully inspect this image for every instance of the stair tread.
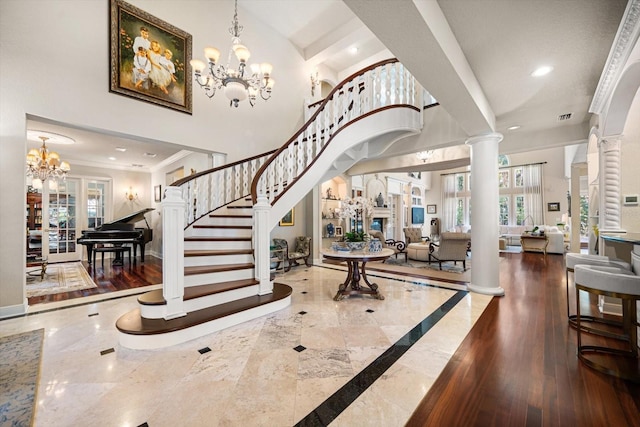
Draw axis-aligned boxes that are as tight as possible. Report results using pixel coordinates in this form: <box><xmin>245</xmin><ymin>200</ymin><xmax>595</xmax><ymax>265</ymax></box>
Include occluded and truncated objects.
<box><xmin>185</xmin><ymin>236</ymin><xmax>251</xmax><ymax>241</ymax></box>
<box><xmin>138</xmin><ymin>279</ymin><xmax>260</xmax><ymax>305</ymax></box>
<box><xmin>210</xmin><ymin>214</ymin><xmax>252</xmax><ymax>218</ymax></box>
<box><xmin>184</xmin><ymin>249</ymin><xmax>253</xmax><ymax>257</ymax></box>
<box><xmin>118</xmin><ymin>283</ymin><xmax>293</xmax><ymax>335</ymax></box>
<box><xmin>193</xmin><ymin>225</ymin><xmax>252</xmax><ymax>229</ymax></box>
<box><xmin>185</xmin><ymin>263</ymin><xmax>254</xmax><ymax>275</ymax></box>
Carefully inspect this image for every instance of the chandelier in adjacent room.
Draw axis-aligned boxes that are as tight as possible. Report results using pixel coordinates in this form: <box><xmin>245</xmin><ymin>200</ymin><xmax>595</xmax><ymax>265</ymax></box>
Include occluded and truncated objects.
<box><xmin>190</xmin><ymin>0</ymin><xmax>274</xmax><ymax>107</ymax></box>
<box><xmin>26</xmin><ymin>136</ymin><xmax>71</xmax><ymax>182</ymax></box>
<box><xmin>416</xmin><ymin>150</ymin><xmax>434</xmax><ymax>162</ymax></box>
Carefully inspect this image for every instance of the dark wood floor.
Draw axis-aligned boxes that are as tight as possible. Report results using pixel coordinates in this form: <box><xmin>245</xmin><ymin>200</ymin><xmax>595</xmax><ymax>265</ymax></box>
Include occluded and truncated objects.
<box><xmin>27</xmin><ymin>255</ymin><xmax>162</xmax><ymax>305</ymax></box>
<box><xmin>406</xmin><ymin>251</ymin><xmax>640</xmax><ymax>427</ymax></box>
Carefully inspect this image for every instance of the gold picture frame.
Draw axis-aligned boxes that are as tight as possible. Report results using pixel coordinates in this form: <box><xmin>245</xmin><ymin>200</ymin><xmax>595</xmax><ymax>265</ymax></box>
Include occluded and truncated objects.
<box><xmin>109</xmin><ymin>0</ymin><xmax>192</xmax><ymax>114</ymax></box>
<box><xmin>280</xmin><ymin>209</ymin><xmax>294</xmax><ymax>226</ymax></box>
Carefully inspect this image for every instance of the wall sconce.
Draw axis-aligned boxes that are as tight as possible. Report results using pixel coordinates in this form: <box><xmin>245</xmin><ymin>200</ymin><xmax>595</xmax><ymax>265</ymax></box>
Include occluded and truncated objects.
<box><xmin>125</xmin><ymin>187</ymin><xmax>138</xmax><ymax>201</ymax></box>
<box><xmin>310</xmin><ymin>69</ymin><xmax>319</xmax><ymax>97</ymax></box>
<box><xmin>416</xmin><ymin>150</ymin><xmax>434</xmax><ymax>162</ymax></box>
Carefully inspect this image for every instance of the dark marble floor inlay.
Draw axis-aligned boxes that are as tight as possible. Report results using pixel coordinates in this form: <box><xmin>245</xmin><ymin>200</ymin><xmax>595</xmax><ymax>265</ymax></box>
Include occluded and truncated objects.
<box><xmin>100</xmin><ymin>348</ymin><xmax>115</xmax><ymax>356</ymax></box>
<box><xmin>293</xmin><ymin>345</ymin><xmax>307</xmax><ymax>353</ymax></box>
<box><xmin>137</xmin><ymin>422</ymin><xmax>149</xmax><ymax>427</ymax></box>
<box><xmin>299</xmin><ymin>311</ymin><xmax>308</xmax><ymax>315</ymax></box>
<box><xmin>301</xmin><ymin>291</ymin><xmax>308</xmax><ymax>294</ymax></box>
<box><xmin>366</xmin><ymin>309</ymin><xmax>375</xmax><ymax>313</ymax></box>
<box><xmin>198</xmin><ymin>347</ymin><xmax>211</xmax><ymax>354</ymax></box>
<box><xmin>295</xmin><ymin>290</ymin><xmax>468</xmax><ymax>427</ymax></box>
<box><xmin>88</xmin><ymin>313</ymin><xmax>99</xmax><ymax>317</ymax></box>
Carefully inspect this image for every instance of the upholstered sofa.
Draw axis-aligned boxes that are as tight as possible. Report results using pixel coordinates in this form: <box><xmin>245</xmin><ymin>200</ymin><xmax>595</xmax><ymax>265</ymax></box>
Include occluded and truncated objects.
<box><xmin>499</xmin><ymin>225</ymin><xmax>564</xmax><ymax>254</ymax></box>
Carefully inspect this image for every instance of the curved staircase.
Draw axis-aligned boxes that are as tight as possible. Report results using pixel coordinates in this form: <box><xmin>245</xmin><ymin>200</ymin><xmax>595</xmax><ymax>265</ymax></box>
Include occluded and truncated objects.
<box><xmin>116</xmin><ymin>59</ymin><xmax>425</xmax><ymax>349</ymax></box>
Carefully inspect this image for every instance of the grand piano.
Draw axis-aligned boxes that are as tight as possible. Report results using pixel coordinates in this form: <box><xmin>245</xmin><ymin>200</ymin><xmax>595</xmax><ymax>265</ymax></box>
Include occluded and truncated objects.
<box><xmin>77</xmin><ymin>208</ymin><xmax>154</xmax><ymax>265</ymax></box>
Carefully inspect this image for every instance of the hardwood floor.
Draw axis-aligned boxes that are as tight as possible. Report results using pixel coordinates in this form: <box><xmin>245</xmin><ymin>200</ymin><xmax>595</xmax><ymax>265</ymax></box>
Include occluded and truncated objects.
<box><xmin>27</xmin><ymin>255</ymin><xmax>162</xmax><ymax>305</ymax></box>
<box><xmin>406</xmin><ymin>252</ymin><xmax>640</xmax><ymax>427</ymax></box>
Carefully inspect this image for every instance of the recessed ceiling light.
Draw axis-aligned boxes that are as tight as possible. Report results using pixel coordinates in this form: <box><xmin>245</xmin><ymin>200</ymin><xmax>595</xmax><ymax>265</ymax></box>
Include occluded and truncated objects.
<box><xmin>531</xmin><ymin>66</ymin><xmax>553</xmax><ymax>77</ymax></box>
<box><xmin>350</xmin><ymin>47</ymin><xmax>359</xmax><ymax>55</ymax></box>
<box><xmin>108</xmin><ymin>156</ymin><xmax>117</xmax><ymax>161</ymax></box>
<box><xmin>507</xmin><ymin>125</ymin><xmax>521</xmax><ymax>131</ymax></box>
<box><xmin>115</xmin><ymin>147</ymin><xmax>127</xmax><ymax>152</ymax></box>
<box><xmin>27</xmin><ymin>130</ymin><xmax>75</xmax><ymax>145</ymax></box>
<box><xmin>143</xmin><ymin>152</ymin><xmax>157</xmax><ymax>158</ymax></box>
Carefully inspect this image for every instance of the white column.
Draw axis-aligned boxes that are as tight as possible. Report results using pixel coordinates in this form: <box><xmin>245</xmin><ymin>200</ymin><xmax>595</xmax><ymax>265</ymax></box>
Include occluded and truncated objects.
<box><xmin>466</xmin><ymin>133</ymin><xmax>504</xmax><ymax>296</ymax></box>
<box><xmin>162</xmin><ymin>186</ymin><xmax>186</xmax><ymax>319</ymax></box>
<box><xmin>598</xmin><ymin>136</ymin><xmax>625</xmax><ymax>233</ymax></box>
<box><xmin>253</xmin><ymin>195</ymin><xmax>273</xmax><ymax>295</ymax></box>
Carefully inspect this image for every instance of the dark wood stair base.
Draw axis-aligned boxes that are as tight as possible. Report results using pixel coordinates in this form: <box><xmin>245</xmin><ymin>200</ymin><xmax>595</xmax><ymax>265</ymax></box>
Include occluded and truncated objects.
<box><xmin>184</xmin><ymin>236</ymin><xmax>251</xmax><ymax>242</ymax></box>
<box><xmin>118</xmin><ymin>283</ymin><xmax>293</xmax><ymax>335</ymax></box>
<box><xmin>210</xmin><ymin>214</ymin><xmax>252</xmax><ymax>218</ymax></box>
<box><xmin>184</xmin><ymin>263</ymin><xmax>254</xmax><ymax>276</ymax></box>
<box><xmin>184</xmin><ymin>249</ymin><xmax>253</xmax><ymax>257</ymax></box>
<box><xmin>138</xmin><ymin>279</ymin><xmax>260</xmax><ymax>305</ymax></box>
<box><xmin>193</xmin><ymin>225</ymin><xmax>252</xmax><ymax>229</ymax></box>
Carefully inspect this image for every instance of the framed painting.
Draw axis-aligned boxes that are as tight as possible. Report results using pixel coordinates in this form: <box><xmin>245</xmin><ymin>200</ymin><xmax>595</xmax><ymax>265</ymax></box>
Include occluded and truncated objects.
<box><xmin>547</xmin><ymin>202</ymin><xmax>560</xmax><ymax>212</ymax></box>
<box><xmin>109</xmin><ymin>0</ymin><xmax>192</xmax><ymax>114</ymax></box>
<box><xmin>334</xmin><ymin>226</ymin><xmax>343</xmax><ymax>237</ymax></box>
<box><xmin>427</xmin><ymin>204</ymin><xmax>437</xmax><ymax>214</ymax></box>
<box><xmin>280</xmin><ymin>209</ymin><xmax>294</xmax><ymax>226</ymax></box>
<box><xmin>154</xmin><ymin>185</ymin><xmax>162</xmax><ymax>202</ymax></box>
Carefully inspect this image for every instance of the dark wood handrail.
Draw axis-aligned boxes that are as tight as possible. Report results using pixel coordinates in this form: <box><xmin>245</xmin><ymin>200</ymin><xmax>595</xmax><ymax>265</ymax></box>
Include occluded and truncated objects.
<box><xmin>171</xmin><ymin>149</ymin><xmax>277</xmax><ymax>187</ymax></box>
<box><xmin>250</xmin><ymin>58</ymin><xmax>401</xmax><ymax>203</ymax></box>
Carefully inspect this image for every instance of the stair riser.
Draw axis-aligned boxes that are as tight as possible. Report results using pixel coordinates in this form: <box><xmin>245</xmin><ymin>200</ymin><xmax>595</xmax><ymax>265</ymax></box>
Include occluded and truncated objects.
<box><xmin>202</xmin><ymin>217</ymin><xmax>252</xmax><ymax>226</ymax></box>
<box><xmin>185</xmin><ymin>268</ymin><xmax>254</xmax><ymax>286</ymax></box>
<box><xmin>186</xmin><ymin>228</ymin><xmax>252</xmax><ymax>238</ymax></box>
<box><xmin>119</xmin><ymin>296</ymin><xmax>292</xmax><ymax>350</ymax></box>
<box><xmin>184</xmin><ymin>254</ymin><xmax>254</xmax><ymax>267</ymax></box>
<box><xmin>184</xmin><ymin>240</ymin><xmax>252</xmax><ymax>251</ymax></box>
<box><xmin>140</xmin><ymin>285</ymin><xmax>260</xmax><ymax>319</ymax></box>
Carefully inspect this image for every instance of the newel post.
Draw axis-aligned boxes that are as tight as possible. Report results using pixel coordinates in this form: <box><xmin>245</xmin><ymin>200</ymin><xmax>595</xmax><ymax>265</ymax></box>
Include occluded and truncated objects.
<box><xmin>254</xmin><ymin>195</ymin><xmax>273</xmax><ymax>295</ymax></box>
<box><xmin>162</xmin><ymin>186</ymin><xmax>186</xmax><ymax>319</ymax></box>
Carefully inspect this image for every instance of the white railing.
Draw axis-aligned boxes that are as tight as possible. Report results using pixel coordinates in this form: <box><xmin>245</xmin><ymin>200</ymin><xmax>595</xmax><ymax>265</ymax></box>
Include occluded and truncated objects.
<box><xmin>171</xmin><ymin>151</ymin><xmax>275</xmax><ymax>228</ymax></box>
<box><xmin>251</xmin><ymin>59</ymin><xmax>422</xmax><ymax>206</ymax></box>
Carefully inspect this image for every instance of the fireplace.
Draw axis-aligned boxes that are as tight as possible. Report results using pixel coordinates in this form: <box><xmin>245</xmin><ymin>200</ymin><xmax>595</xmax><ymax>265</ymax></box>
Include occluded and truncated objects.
<box><xmin>371</xmin><ymin>217</ymin><xmax>384</xmax><ymax>232</ymax></box>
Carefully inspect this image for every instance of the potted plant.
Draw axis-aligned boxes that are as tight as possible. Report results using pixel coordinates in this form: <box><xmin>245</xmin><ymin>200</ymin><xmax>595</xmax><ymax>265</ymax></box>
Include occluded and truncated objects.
<box><xmin>344</xmin><ymin>231</ymin><xmax>367</xmax><ymax>251</ymax></box>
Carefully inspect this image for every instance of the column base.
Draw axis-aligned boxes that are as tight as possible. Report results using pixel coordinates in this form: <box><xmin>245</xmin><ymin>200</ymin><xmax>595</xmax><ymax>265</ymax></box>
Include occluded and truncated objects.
<box><xmin>467</xmin><ymin>283</ymin><xmax>505</xmax><ymax>296</ymax></box>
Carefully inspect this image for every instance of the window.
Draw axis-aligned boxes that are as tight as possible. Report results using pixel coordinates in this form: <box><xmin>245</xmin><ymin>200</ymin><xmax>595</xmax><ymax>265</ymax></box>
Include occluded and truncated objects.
<box><xmin>87</xmin><ymin>181</ymin><xmax>107</xmax><ymax>229</ymax></box>
<box><xmin>499</xmin><ymin>196</ymin><xmax>509</xmax><ymax>225</ymax></box>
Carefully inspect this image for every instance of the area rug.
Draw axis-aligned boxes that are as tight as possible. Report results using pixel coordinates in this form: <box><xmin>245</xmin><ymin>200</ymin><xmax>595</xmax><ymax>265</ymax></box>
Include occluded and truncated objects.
<box><xmin>500</xmin><ymin>245</ymin><xmax>522</xmax><ymax>254</ymax></box>
<box><xmin>26</xmin><ymin>262</ymin><xmax>97</xmax><ymax>297</ymax></box>
<box><xmin>0</xmin><ymin>328</ymin><xmax>45</xmax><ymax>426</ymax></box>
<box><xmin>384</xmin><ymin>258</ymin><xmax>467</xmax><ymax>273</ymax></box>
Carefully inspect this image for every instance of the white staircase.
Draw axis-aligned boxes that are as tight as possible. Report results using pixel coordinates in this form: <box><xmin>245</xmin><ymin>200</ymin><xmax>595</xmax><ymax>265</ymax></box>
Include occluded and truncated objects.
<box><xmin>116</xmin><ymin>59</ymin><xmax>425</xmax><ymax>349</ymax></box>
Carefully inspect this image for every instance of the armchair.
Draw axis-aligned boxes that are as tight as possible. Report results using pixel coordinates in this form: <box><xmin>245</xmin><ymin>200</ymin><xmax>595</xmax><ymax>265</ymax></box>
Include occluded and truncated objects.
<box><xmin>368</xmin><ymin>230</ymin><xmax>407</xmax><ymax>261</ymax></box>
<box><xmin>428</xmin><ymin>232</ymin><xmax>471</xmax><ymax>270</ymax></box>
<box><xmin>403</xmin><ymin>227</ymin><xmax>423</xmax><ymax>244</ymax></box>
<box><xmin>272</xmin><ymin>236</ymin><xmax>312</xmax><ymax>272</ymax></box>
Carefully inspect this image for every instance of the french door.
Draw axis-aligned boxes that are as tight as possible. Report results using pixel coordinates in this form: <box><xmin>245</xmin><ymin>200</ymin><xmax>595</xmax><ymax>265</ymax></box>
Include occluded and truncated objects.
<box><xmin>43</xmin><ymin>178</ymin><xmax>82</xmax><ymax>262</ymax></box>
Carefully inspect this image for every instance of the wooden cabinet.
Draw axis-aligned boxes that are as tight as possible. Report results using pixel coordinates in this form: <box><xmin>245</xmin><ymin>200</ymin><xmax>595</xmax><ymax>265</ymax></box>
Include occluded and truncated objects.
<box><xmin>26</xmin><ymin>192</ymin><xmax>42</xmax><ymax>230</ymax></box>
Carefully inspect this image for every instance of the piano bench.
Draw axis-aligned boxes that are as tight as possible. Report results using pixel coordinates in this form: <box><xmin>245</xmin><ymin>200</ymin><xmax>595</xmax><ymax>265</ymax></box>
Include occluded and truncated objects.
<box><xmin>93</xmin><ymin>246</ymin><xmax>131</xmax><ymax>267</ymax></box>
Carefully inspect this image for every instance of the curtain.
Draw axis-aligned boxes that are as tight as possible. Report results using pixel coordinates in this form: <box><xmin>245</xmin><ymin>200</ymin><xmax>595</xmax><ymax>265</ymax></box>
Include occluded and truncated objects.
<box><xmin>522</xmin><ymin>164</ymin><xmax>543</xmax><ymax>225</ymax></box>
<box><xmin>441</xmin><ymin>174</ymin><xmax>457</xmax><ymax>232</ymax></box>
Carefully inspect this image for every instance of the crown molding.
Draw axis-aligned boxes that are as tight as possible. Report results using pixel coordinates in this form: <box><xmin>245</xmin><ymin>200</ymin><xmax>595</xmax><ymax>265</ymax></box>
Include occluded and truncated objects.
<box><xmin>589</xmin><ymin>0</ymin><xmax>640</xmax><ymax>114</ymax></box>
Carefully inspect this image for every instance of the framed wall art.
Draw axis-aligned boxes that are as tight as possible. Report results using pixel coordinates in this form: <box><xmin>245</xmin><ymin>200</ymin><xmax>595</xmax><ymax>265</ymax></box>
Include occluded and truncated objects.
<box><xmin>547</xmin><ymin>202</ymin><xmax>560</xmax><ymax>212</ymax></box>
<box><xmin>427</xmin><ymin>204</ymin><xmax>437</xmax><ymax>214</ymax></box>
<box><xmin>109</xmin><ymin>0</ymin><xmax>192</xmax><ymax>114</ymax></box>
<box><xmin>280</xmin><ymin>209</ymin><xmax>294</xmax><ymax>226</ymax></box>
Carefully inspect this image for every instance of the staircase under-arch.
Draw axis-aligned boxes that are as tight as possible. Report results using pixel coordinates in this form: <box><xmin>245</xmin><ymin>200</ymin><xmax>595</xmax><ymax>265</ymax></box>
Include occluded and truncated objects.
<box><xmin>116</xmin><ymin>59</ymin><xmax>425</xmax><ymax>349</ymax></box>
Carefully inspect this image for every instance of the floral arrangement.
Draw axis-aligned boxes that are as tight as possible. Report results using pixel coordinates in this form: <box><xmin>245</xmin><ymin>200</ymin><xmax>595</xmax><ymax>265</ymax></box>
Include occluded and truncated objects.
<box><xmin>344</xmin><ymin>231</ymin><xmax>368</xmax><ymax>242</ymax></box>
<box><xmin>338</xmin><ymin>196</ymin><xmax>374</xmax><ymax>220</ymax></box>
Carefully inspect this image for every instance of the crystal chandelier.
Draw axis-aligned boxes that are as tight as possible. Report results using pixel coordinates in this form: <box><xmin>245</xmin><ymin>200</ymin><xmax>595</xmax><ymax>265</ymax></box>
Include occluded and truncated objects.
<box><xmin>26</xmin><ymin>136</ymin><xmax>71</xmax><ymax>182</ymax></box>
<box><xmin>190</xmin><ymin>0</ymin><xmax>274</xmax><ymax>107</ymax></box>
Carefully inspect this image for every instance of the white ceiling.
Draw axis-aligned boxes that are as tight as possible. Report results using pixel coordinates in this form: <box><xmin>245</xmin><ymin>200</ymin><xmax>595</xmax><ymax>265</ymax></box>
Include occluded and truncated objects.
<box><xmin>27</xmin><ymin>0</ymin><xmax>628</xmax><ymax>171</ymax></box>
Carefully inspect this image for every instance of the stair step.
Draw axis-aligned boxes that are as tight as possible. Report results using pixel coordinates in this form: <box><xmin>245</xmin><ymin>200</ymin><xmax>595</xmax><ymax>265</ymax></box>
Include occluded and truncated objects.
<box><xmin>138</xmin><ymin>278</ymin><xmax>260</xmax><ymax>305</ymax></box>
<box><xmin>193</xmin><ymin>225</ymin><xmax>252</xmax><ymax>229</ymax></box>
<box><xmin>184</xmin><ymin>249</ymin><xmax>253</xmax><ymax>257</ymax></box>
<box><xmin>184</xmin><ymin>236</ymin><xmax>251</xmax><ymax>242</ymax></box>
<box><xmin>227</xmin><ymin>205</ymin><xmax>252</xmax><ymax>209</ymax></box>
<box><xmin>210</xmin><ymin>214</ymin><xmax>252</xmax><ymax>218</ymax></box>
<box><xmin>117</xmin><ymin>283</ymin><xmax>293</xmax><ymax>336</ymax></box>
<box><xmin>185</xmin><ymin>263</ymin><xmax>254</xmax><ymax>276</ymax></box>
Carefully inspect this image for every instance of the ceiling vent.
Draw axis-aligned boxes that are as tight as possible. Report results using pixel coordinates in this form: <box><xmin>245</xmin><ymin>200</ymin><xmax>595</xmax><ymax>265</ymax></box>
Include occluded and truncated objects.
<box><xmin>557</xmin><ymin>113</ymin><xmax>572</xmax><ymax>121</ymax></box>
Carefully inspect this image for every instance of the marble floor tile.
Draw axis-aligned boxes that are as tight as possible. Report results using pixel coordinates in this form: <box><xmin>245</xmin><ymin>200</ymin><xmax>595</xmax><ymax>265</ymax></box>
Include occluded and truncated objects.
<box><xmin>0</xmin><ymin>265</ymin><xmax>493</xmax><ymax>426</ymax></box>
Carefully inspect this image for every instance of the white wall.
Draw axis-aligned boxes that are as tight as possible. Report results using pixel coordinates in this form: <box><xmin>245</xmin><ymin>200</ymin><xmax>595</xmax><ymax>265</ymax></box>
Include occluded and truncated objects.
<box><xmin>0</xmin><ymin>0</ymin><xmax>308</xmax><ymax>313</ymax></box>
<box><xmin>620</xmin><ymin>88</ymin><xmax>640</xmax><ymax>232</ymax></box>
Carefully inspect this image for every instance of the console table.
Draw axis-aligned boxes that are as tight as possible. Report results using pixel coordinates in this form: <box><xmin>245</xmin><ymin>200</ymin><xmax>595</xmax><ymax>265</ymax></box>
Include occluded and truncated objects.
<box><xmin>520</xmin><ymin>234</ymin><xmax>549</xmax><ymax>255</ymax></box>
<box><xmin>321</xmin><ymin>248</ymin><xmax>393</xmax><ymax>301</ymax></box>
